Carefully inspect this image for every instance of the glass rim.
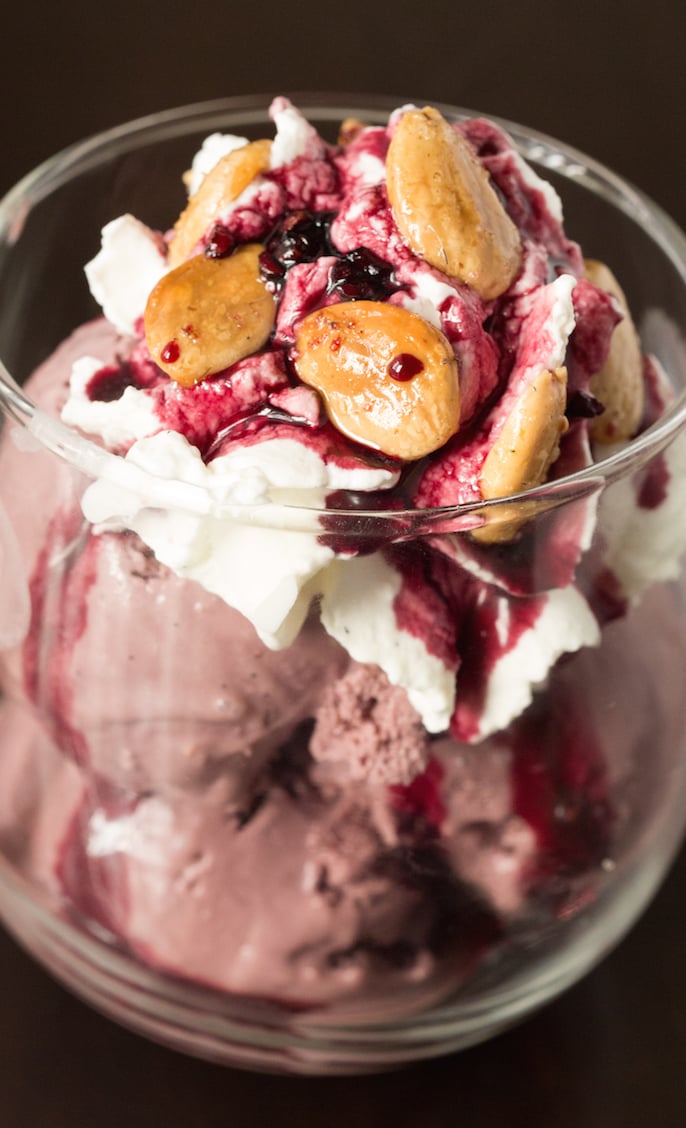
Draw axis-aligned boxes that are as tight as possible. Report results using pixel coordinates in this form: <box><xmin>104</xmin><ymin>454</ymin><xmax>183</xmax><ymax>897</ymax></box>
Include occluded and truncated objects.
<box><xmin>1</xmin><ymin>92</ymin><xmax>686</xmax><ymax>534</ymax></box>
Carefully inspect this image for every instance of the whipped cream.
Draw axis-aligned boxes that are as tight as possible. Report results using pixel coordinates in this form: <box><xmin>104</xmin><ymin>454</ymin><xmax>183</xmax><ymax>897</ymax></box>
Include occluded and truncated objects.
<box><xmin>473</xmin><ymin>586</ymin><xmax>600</xmax><ymax>740</ymax></box>
<box><xmin>81</xmin><ymin>430</ymin><xmax>397</xmax><ymax>649</ymax></box>
<box><xmin>187</xmin><ymin>133</ymin><xmax>249</xmax><ymax>195</ymax></box>
<box><xmin>600</xmin><ymin>427</ymin><xmax>686</xmax><ymax>599</ymax></box>
<box><xmin>84</xmin><ymin>215</ymin><xmax>167</xmax><ymax>336</ymax></box>
<box><xmin>320</xmin><ymin>554</ymin><xmax>457</xmax><ymax>733</ymax></box>
<box><xmin>62</xmin><ymin>357</ymin><xmax>160</xmax><ymax>448</ymax></box>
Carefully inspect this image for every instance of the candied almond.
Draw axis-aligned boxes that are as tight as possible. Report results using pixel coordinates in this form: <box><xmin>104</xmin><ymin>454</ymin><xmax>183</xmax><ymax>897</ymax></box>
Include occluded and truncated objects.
<box><xmin>386</xmin><ymin>107</ymin><xmax>521</xmax><ymax>300</ymax></box>
<box><xmin>584</xmin><ymin>258</ymin><xmax>644</xmax><ymax>443</ymax></box>
<box><xmin>168</xmin><ymin>139</ymin><xmax>272</xmax><ymax>267</ymax></box>
<box><xmin>338</xmin><ymin>117</ymin><xmax>367</xmax><ymax>145</ymax></box>
<box><xmin>474</xmin><ymin>367</ymin><xmax>569</xmax><ymax>543</ymax></box>
<box><xmin>293</xmin><ymin>301</ymin><xmax>460</xmax><ymax>460</ymax></box>
<box><xmin>144</xmin><ymin>244</ymin><xmax>275</xmax><ymax>387</ymax></box>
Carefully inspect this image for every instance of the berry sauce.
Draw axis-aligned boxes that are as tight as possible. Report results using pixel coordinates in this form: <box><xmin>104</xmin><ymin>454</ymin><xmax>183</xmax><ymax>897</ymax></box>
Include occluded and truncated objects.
<box><xmin>510</xmin><ymin>684</ymin><xmax>613</xmax><ymax>884</ymax></box>
<box><xmin>637</xmin><ymin>452</ymin><xmax>670</xmax><ymax>509</ymax></box>
<box><xmin>205</xmin><ymin>223</ymin><xmax>235</xmax><ymax>259</ymax></box>
<box><xmin>260</xmin><ymin>210</ymin><xmax>398</xmax><ymax>304</ymax></box>
<box><xmin>260</xmin><ymin>210</ymin><xmax>334</xmax><ymax>283</ymax></box>
<box><xmin>566</xmin><ymin>389</ymin><xmax>604</xmax><ymax>420</ymax></box>
<box><xmin>327</xmin><ymin>247</ymin><xmax>396</xmax><ymax>302</ymax></box>
<box><xmin>389</xmin><ymin>758</ymin><xmax>447</xmax><ymax>830</ymax></box>
<box><xmin>86</xmin><ymin>361</ymin><xmax>138</xmax><ymax>403</ymax></box>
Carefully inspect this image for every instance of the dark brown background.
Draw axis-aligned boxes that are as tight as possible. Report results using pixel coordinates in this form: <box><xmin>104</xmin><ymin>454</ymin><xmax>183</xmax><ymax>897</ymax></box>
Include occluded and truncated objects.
<box><xmin>1</xmin><ymin>2</ymin><xmax>686</xmax><ymax>1124</ymax></box>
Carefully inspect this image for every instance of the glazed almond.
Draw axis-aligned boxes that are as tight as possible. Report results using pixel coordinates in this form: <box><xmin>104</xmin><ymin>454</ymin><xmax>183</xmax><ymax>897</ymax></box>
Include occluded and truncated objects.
<box><xmin>475</xmin><ymin>367</ymin><xmax>569</xmax><ymax>542</ymax></box>
<box><xmin>168</xmin><ymin>139</ymin><xmax>272</xmax><ymax>267</ymax></box>
<box><xmin>386</xmin><ymin>107</ymin><xmax>522</xmax><ymax>300</ymax></box>
<box><xmin>293</xmin><ymin>300</ymin><xmax>460</xmax><ymax>460</ymax></box>
<box><xmin>338</xmin><ymin>117</ymin><xmax>367</xmax><ymax>145</ymax></box>
<box><xmin>144</xmin><ymin>244</ymin><xmax>275</xmax><ymax>387</ymax></box>
<box><xmin>584</xmin><ymin>258</ymin><xmax>644</xmax><ymax>443</ymax></box>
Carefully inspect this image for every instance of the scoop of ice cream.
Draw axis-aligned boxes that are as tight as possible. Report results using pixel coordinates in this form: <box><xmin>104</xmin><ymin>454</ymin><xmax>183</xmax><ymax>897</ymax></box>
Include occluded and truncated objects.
<box><xmin>57</xmin><ymin>757</ymin><xmax>503</xmax><ymax>1015</ymax></box>
<box><xmin>29</xmin><ymin>525</ymin><xmax>348</xmax><ymax>792</ymax></box>
<box><xmin>310</xmin><ymin>662</ymin><xmax>429</xmax><ymax>785</ymax></box>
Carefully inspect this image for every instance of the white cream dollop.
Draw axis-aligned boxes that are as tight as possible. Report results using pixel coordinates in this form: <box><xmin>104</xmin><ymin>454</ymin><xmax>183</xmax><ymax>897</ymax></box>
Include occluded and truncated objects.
<box><xmin>599</xmin><ymin>428</ymin><xmax>686</xmax><ymax>599</ymax></box>
<box><xmin>84</xmin><ymin>215</ymin><xmax>167</xmax><ymax>336</ymax></box>
<box><xmin>320</xmin><ymin>554</ymin><xmax>457</xmax><ymax>734</ymax></box>
<box><xmin>472</xmin><ymin>586</ymin><xmax>601</xmax><ymax>741</ymax></box>
<box><xmin>61</xmin><ymin>357</ymin><xmax>160</xmax><ymax>449</ymax></box>
<box><xmin>186</xmin><ymin>133</ymin><xmax>249</xmax><ymax>195</ymax></box>
<box><xmin>269</xmin><ymin>97</ymin><xmax>325</xmax><ymax>167</ymax></box>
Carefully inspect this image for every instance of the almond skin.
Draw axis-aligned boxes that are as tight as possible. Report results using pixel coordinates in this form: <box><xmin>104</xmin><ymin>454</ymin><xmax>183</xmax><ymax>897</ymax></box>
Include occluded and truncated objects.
<box><xmin>144</xmin><ymin>244</ymin><xmax>275</xmax><ymax>387</ymax></box>
<box><xmin>386</xmin><ymin>107</ymin><xmax>522</xmax><ymax>300</ymax></box>
<box><xmin>168</xmin><ymin>139</ymin><xmax>272</xmax><ymax>267</ymax></box>
<box><xmin>293</xmin><ymin>300</ymin><xmax>461</xmax><ymax>461</ymax></box>
<box><xmin>338</xmin><ymin>117</ymin><xmax>367</xmax><ymax>145</ymax></box>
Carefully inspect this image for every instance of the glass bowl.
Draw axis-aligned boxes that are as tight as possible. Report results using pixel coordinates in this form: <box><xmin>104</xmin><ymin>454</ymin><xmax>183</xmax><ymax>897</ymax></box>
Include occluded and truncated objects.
<box><xmin>1</xmin><ymin>95</ymin><xmax>686</xmax><ymax>1075</ymax></box>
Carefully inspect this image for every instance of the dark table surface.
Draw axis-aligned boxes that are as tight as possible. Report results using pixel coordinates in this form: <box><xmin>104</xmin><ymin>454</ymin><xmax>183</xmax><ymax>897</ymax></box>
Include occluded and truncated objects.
<box><xmin>2</xmin><ymin>2</ymin><xmax>686</xmax><ymax>1124</ymax></box>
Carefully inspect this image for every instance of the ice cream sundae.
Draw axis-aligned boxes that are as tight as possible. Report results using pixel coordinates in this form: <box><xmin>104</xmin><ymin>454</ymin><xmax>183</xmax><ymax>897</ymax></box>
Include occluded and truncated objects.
<box><xmin>1</xmin><ymin>97</ymin><xmax>685</xmax><ymax>1044</ymax></box>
